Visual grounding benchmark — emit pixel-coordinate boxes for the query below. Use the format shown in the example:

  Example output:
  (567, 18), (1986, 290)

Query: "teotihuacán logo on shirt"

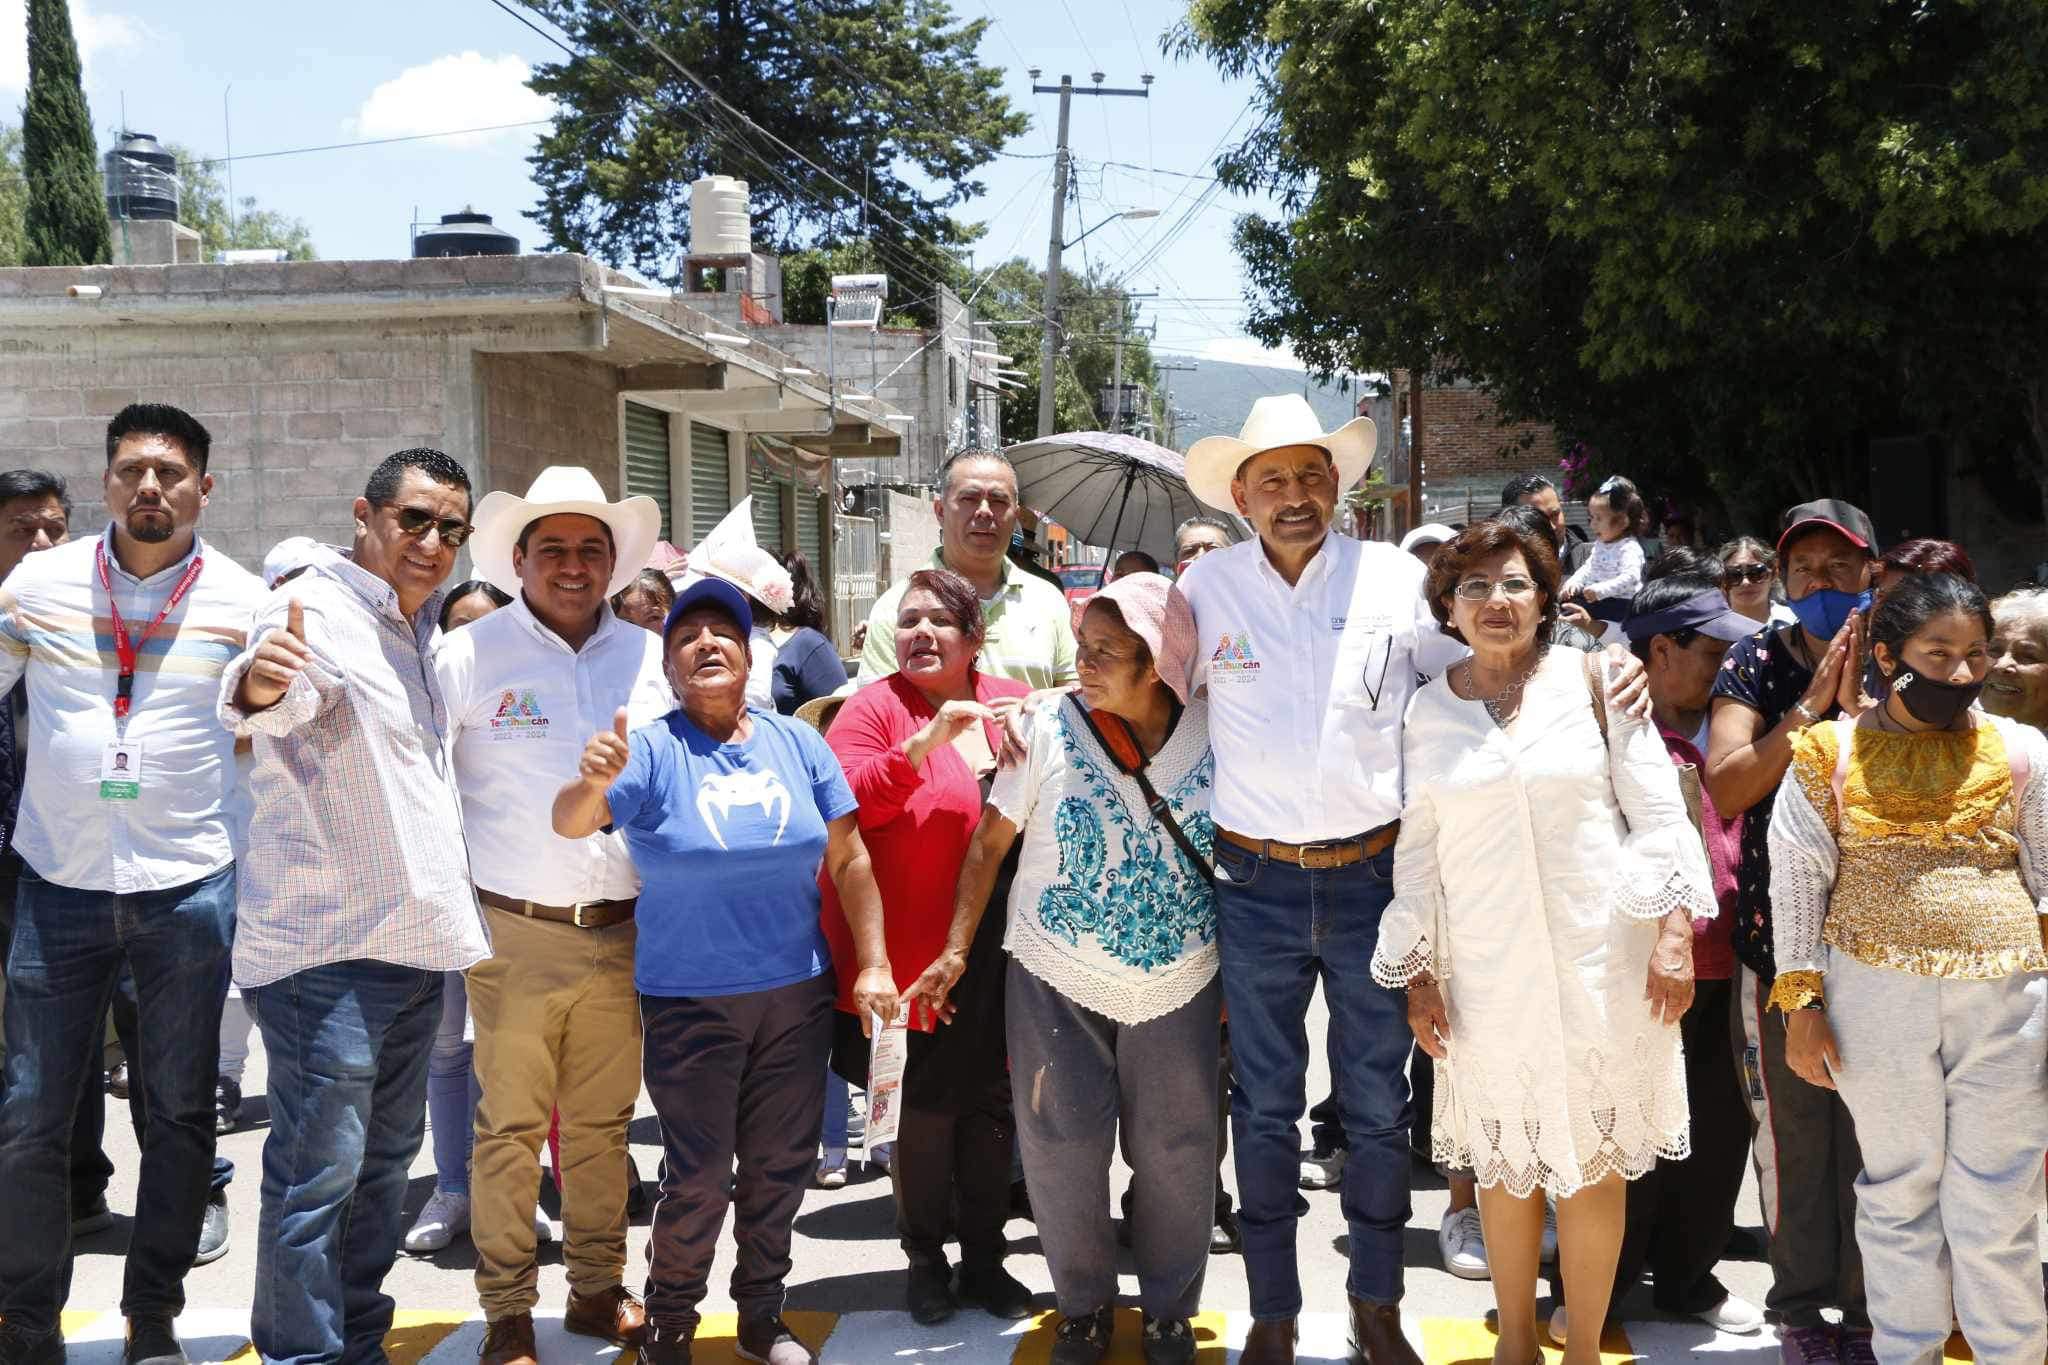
(696, 768), (791, 849)
(487, 688), (550, 736)
(1209, 632), (1261, 677)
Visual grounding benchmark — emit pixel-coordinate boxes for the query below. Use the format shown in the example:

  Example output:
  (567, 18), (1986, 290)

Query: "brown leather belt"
(477, 887), (636, 929)
(1217, 822), (1400, 870)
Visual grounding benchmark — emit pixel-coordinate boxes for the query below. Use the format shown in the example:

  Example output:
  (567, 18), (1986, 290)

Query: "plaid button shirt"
(221, 546), (488, 988)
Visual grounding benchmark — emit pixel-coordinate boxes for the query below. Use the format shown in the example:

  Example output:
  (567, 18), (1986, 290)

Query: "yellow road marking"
(1421, 1315), (1636, 1364)
(60, 1311), (105, 1338)
(383, 1309), (472, 1365)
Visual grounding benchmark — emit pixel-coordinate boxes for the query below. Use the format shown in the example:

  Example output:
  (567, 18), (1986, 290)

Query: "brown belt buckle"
(1295, 841), (1349, 871)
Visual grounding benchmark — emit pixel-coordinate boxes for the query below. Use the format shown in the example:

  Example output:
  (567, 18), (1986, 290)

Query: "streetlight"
(1038, 208), (1159, 436)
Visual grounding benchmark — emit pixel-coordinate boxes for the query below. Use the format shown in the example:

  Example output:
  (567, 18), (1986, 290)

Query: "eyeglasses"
(379, 502), (472, 548)
(1724, 564), (1772, 585)
(1452, 576), (1539, 601)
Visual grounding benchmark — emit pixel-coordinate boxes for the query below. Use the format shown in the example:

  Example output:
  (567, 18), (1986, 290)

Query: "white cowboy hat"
(469, 466), (662, 599)
(1183, 394), (1377, 513)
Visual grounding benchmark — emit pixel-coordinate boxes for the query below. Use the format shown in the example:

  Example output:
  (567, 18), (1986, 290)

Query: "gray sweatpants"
(1826, 953), (2048, 1365)
(1007, 961), (1222, 1320)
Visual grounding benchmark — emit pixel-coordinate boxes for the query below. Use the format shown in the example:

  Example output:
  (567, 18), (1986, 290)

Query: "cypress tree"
(21, 0), (110, 266)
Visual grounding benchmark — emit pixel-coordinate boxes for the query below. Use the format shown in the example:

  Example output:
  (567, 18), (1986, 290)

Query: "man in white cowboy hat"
(1176, 395), (1463, 1365)
(433, 465), (673, 1365)
(857, 447), (1077, 689)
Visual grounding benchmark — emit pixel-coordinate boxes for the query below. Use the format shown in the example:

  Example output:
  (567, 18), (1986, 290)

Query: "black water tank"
(413, 210), (519, 258)
(104, 132), (180, 222)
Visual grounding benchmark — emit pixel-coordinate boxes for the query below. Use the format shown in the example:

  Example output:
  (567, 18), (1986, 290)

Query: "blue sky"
(11, 0), (1301, 369)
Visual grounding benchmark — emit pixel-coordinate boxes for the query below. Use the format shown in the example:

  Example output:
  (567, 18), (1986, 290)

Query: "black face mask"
(1890, 668), (1983, 728)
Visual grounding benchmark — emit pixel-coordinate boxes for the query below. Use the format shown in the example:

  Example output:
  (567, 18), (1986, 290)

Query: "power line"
(485, 0), (578, 56)
(186, 120), (554, 168)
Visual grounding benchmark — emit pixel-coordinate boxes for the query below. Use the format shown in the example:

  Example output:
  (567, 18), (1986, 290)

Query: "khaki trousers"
(465, 903), (641, 1319)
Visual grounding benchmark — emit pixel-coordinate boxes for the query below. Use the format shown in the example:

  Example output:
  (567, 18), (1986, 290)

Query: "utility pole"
(1033, 70), (1152, 437)
(1104, 293), (1156, 432)
(1155, 360), (1197, 449)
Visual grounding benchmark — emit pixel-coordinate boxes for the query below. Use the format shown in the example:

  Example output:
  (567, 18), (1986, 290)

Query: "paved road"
(59, 989), (2029, 1362)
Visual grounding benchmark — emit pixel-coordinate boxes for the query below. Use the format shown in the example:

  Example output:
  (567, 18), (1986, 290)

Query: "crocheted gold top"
(1767, 720), (2048, 1013)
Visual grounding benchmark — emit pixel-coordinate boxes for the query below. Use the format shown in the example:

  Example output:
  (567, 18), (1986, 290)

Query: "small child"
(1564, 475), (1648, 623)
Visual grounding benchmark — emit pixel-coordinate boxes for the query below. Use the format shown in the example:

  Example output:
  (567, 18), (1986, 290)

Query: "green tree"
(0, 124), (28, 266)
(1181, 1), (2048, 526)
(167, 147), (316, 260)
(969, 258), (1161, 440)
(21, 0), (110, 266)
(524, 0), (1026, 325)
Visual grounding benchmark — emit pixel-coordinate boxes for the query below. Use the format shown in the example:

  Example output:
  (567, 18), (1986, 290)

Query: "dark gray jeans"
(1008, 961), (1222, 1320)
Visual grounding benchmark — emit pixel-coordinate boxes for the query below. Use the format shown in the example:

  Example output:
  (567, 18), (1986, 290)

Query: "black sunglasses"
(1724, 564), (1772, 585)
(379, 502), (473, 548)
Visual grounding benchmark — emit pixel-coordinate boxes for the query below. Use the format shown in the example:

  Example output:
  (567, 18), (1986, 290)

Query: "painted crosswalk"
(48, 1308), (1981, 1363)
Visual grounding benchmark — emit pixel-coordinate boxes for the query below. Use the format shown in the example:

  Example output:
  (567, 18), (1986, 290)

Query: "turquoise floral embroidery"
(1028, 709), (1216, 970)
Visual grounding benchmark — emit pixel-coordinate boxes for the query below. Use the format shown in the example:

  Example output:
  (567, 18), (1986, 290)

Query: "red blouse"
(819, 670), (1030, 1030)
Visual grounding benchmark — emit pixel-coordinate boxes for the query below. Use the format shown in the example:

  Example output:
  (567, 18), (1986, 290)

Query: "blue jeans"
(248, 959), (441, 1365)
(0, 863), (236, 1333)
(1213, 844), (1411, 1318)
(821, 1065), (849, 1156)
(425, 971), (480, 1196)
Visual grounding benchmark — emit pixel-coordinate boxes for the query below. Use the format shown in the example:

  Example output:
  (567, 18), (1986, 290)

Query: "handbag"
(1064, 695), (1214, 883)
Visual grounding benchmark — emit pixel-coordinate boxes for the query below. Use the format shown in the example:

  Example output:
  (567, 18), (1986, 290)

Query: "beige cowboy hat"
(469, 466), (663, 599)
(1183, 394), (1377, 513)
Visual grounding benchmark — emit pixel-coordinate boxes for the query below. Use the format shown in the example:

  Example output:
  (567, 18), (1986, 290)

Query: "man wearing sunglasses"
(222, 447), (492, 1365)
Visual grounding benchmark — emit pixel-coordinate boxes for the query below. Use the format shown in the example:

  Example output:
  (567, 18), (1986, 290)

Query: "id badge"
(100, 740), (142, 801)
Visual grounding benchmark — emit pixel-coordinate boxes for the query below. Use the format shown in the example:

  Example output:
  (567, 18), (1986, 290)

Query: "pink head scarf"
(1074, 571), (1198, 703)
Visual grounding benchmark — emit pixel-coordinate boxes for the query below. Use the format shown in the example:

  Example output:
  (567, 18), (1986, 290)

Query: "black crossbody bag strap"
(1065, 695), (1214, 884)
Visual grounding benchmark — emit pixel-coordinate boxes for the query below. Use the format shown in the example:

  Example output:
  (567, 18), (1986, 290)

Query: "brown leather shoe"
(478, 1313), (537, 1365)
(1241, 1318), (1297, 1365)
(1346, 1298), (1422, 1365)
(564, 1284), (648, 1348)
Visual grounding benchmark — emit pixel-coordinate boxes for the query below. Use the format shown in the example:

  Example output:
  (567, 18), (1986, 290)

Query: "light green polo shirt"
(858, 549), (1079, 690)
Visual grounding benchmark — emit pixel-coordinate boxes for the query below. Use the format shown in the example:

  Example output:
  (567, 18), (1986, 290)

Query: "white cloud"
(348, 52), (554, 147)
(0, 1), (148, 97)
(1199, 336), (1306, 370)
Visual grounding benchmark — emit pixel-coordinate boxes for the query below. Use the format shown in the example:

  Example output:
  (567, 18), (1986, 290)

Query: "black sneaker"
(123, 1317), (186, 1365)
(107, 1062), (129, 1099)
(956, 1262), (1033, 1320)
(214, 1078), (242, 1136)
(1141, 1313), (1197, 1365)
(639, 1324), (692, 1365)
(194, 1188), (230, 1266)
(0, 1321), (64, 1365)
(1049, 1306), (1114, 1365)
(734, 1315), (815, 1365)
(626, 1153), (652, 1220)
(905, 1259), (957, 1325)
(70, 1193), (116, 1238)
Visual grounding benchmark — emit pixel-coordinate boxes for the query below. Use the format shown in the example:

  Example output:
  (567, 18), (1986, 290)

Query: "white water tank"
(689, 175), (751, 257)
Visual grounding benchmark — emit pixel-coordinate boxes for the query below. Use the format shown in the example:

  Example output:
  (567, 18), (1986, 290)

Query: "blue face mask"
(1787, 587), (1872, 639)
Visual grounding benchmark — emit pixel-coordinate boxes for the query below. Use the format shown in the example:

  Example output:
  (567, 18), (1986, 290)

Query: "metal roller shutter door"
(622, 403), (671, 540)
(688, 423), (731, 541)
(748, 462), (784, 552)
(795, 487), (823, 567)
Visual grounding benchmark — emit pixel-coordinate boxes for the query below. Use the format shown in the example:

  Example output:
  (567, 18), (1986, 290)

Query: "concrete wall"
(0, 318), (466, 568)
(882, 488), (940, 585)
(478, 352), (622, 500)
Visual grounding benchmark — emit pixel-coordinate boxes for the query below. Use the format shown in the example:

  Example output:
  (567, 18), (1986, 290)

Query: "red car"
(1057, 564), (1104, 606)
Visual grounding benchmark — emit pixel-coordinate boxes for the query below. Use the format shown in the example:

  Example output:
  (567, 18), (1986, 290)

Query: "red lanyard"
(96, 537), (204, 720)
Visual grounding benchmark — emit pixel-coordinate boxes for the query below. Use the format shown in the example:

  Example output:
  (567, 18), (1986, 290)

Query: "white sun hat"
(678, 496), (795, 617)
(1183, 393), (1377, 514)
(468, 466), (662, 599)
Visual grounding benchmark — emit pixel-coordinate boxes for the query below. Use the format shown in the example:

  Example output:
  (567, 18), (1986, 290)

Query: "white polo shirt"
(1179, 532), (1467, 843)
(435, 596), (672, 906)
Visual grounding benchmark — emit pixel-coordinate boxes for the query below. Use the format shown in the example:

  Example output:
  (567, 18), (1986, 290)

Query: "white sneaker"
(403, 1189), (470, 1254)
(1693, 1294), (1765, 1335)
(816, 1147), (848, 1189)
(1436, 1206), (1489, 1280)
(1298, 1146), (1346, 1190)
(1539, 1200), (1559, 1262)
(533, 1208), (555, 1245)
(1547, 1306), (1569, 1346)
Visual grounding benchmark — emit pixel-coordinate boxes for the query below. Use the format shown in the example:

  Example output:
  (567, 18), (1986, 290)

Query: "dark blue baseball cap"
(1623, 589), (1757, 647)
(663, 574), (753, 642)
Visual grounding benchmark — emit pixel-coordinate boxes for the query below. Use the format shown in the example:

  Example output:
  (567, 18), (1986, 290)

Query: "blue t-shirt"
(608, 706), (858, 997)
